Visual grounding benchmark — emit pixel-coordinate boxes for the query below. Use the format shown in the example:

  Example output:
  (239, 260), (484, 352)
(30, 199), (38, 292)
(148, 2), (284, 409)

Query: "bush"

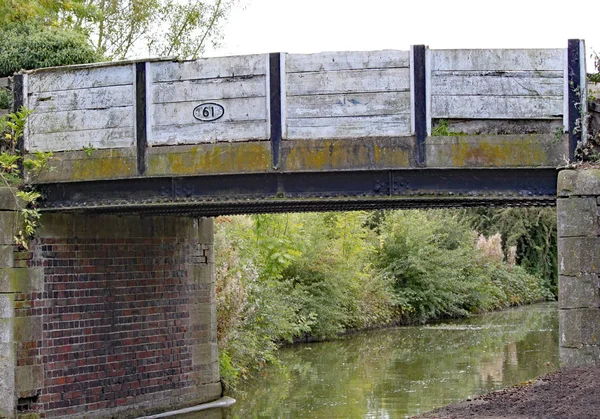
(0, 23), (102, 76)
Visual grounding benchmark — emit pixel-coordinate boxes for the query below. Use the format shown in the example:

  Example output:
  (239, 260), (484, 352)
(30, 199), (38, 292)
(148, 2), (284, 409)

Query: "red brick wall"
(12, 214), (220, 418)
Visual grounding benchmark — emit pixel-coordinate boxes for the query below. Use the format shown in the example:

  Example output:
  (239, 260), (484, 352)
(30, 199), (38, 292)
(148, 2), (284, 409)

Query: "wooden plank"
(287, 91), (411, 118)
(29, 107), (134, 135)
(286, 114), (411, 139)
(431, 49), (565, 71)
(0, 78), (8, 88)
(28, 127), (134, 152)
(151, 55), (267, 82)
(28, 85), (133, 113)
(151, 75), (266, 104)
(28, 65), (134, 93)
(431, 95), (564, 119)
(152, 97), (267, 126)
(150, 121), (268, 145)
(286, 68), (410, 96)
(431, 72), (563, 96)
(286, 50), (410, 73)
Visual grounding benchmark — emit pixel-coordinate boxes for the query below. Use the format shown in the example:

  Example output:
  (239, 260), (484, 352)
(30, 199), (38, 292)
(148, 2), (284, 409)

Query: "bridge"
(10, 41), (588, 214)
(0, 40), (597, 418)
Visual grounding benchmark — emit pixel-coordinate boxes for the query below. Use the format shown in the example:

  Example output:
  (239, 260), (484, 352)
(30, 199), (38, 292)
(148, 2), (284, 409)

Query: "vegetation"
(0, 0), (238, 62)
(215, 209), (555, 390)
(0, 22), (101, 77)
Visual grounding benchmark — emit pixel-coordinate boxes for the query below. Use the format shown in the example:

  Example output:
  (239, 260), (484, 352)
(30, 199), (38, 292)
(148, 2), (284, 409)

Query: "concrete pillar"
(557, 169), (600, 366)
(0, 205), (221, 418)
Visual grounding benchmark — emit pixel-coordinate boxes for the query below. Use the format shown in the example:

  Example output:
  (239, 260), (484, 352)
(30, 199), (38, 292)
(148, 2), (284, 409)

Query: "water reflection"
(224, 303), (558, 419)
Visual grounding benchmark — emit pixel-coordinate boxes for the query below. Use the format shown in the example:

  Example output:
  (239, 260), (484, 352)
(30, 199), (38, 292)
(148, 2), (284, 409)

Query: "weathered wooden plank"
(286, 114), (411, 139)
(28, 127), (134, 152)
(286, 68), (410, 96)
(150, 121), (268, 145)
(151, 75), (266, 104)
(151, 55), (267, 82)
(28, 85), (133, 112)
(287, 91), (411, 118)
(431, 95), (563, 119)
(29, 107), (133, 134)
(431, 72), (564, 97)
(286, 50), (410, 73)
(431, 49), (564, 71)
(152, 97), (266, 126)
(28, 65), (134, 93)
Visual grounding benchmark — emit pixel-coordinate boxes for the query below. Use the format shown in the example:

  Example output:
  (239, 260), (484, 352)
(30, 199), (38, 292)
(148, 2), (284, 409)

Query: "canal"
(223, 303), (558, 418)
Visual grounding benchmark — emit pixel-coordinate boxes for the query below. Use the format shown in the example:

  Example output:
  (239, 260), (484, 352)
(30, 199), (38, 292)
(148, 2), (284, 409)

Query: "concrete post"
(557, 169), (600, 366)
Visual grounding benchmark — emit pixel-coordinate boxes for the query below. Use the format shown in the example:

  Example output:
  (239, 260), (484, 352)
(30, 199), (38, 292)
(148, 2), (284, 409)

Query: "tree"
(75, 0), (238, 60)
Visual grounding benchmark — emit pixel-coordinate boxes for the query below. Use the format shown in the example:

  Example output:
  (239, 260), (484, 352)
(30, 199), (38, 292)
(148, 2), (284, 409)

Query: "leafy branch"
(0, 106), (53, 249)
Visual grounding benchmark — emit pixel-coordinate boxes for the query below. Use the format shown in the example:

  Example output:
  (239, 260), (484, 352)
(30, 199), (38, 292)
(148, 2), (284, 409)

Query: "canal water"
(223, 303), (558, 419)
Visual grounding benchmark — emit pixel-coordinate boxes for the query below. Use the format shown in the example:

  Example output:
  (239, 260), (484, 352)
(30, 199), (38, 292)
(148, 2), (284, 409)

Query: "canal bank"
(417, 365), (600, 419)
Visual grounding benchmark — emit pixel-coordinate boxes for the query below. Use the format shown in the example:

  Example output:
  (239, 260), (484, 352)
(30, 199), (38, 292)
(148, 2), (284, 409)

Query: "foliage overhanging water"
(224, 303), (558, 419)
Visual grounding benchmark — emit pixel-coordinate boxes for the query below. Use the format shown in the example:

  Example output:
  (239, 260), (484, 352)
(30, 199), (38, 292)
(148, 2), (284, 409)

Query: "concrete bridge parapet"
(558, 169), (600, 366)
(0, 189), (220, 418)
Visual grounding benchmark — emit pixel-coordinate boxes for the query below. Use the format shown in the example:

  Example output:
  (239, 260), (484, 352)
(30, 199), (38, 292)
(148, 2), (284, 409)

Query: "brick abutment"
(0, 194), (220, 418)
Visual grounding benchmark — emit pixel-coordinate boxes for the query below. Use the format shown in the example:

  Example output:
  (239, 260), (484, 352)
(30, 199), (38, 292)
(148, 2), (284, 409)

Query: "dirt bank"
(416, 365), (600, 419)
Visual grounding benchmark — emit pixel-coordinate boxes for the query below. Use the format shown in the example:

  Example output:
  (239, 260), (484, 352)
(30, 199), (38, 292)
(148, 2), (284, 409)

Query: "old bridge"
(0, 40), (597, 418)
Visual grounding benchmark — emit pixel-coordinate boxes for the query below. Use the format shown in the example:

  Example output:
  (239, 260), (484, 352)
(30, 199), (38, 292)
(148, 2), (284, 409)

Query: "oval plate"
(193, 103), (225, 122)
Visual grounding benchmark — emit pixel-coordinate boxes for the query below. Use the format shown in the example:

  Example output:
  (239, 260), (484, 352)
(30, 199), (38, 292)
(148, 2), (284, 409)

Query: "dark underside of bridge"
(37, 168), (558, 216)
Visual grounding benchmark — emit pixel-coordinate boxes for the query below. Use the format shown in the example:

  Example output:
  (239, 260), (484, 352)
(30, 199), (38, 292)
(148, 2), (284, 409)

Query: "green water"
(224, 303), (558, 419)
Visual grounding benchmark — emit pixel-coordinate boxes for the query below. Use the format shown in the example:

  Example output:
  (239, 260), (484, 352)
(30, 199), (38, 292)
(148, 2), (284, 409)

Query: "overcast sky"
(207, 0), (599, 71)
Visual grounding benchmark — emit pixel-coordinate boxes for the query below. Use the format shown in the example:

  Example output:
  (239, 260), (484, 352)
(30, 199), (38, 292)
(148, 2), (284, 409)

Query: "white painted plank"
(287, 91), (411, 118)
(286, 68), (410, 96)
(28, 127), (134, 152)
(286, 115), (411, 139)
(431, 72), (563, 96)
(28, 85), (133, 113)
(29, 107), (133, 135)
(150, 121), (268, 145)
(152, 97), (267, 125)
(28, 65), (134, 93)
(151, 55), (267, 82)
(151, 75), (266, 104)
(431, 49), (565, 72)
(431, 95), (564, 119)
(286, 50), (410, 73)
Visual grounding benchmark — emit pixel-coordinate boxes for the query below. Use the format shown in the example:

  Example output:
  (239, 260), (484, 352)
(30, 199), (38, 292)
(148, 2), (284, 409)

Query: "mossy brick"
(558, 237), (600, 275)
(36, 213), (75, 238)
(0, 267), (44, 293)
(13, 316), (42, 343)
(16, 413), (42, 419)
(0, 342), (16, 418)
(559, 274), (600, 309)
(559, 308), (600, 347)
(558, 168), (600, 197)
(0, 294), (14, 319)
(557, 197), (599, 237)
(15, 364), (43, 397)
(0, 211), (19, 245)
(198, 218), (214, 244)
(0, 245), (14, 268)
(191, 343), (219, 366)
(0, 188), (25, 211)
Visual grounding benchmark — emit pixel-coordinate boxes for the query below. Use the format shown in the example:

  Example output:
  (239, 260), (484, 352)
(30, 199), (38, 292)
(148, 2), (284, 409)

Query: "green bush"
(215, 210), (554, 391)
(0, 23), (102, 76)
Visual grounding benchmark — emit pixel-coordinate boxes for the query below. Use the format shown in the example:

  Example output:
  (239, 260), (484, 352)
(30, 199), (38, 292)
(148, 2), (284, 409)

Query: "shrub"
(0, 23), (101, 76)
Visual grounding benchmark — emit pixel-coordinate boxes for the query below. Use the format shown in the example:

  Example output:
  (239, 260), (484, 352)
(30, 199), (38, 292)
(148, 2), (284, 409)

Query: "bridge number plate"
(193, 103), (225, 122)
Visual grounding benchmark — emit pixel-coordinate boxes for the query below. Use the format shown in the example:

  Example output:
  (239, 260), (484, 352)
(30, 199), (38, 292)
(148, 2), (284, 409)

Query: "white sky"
(207, 0), (599, 71)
